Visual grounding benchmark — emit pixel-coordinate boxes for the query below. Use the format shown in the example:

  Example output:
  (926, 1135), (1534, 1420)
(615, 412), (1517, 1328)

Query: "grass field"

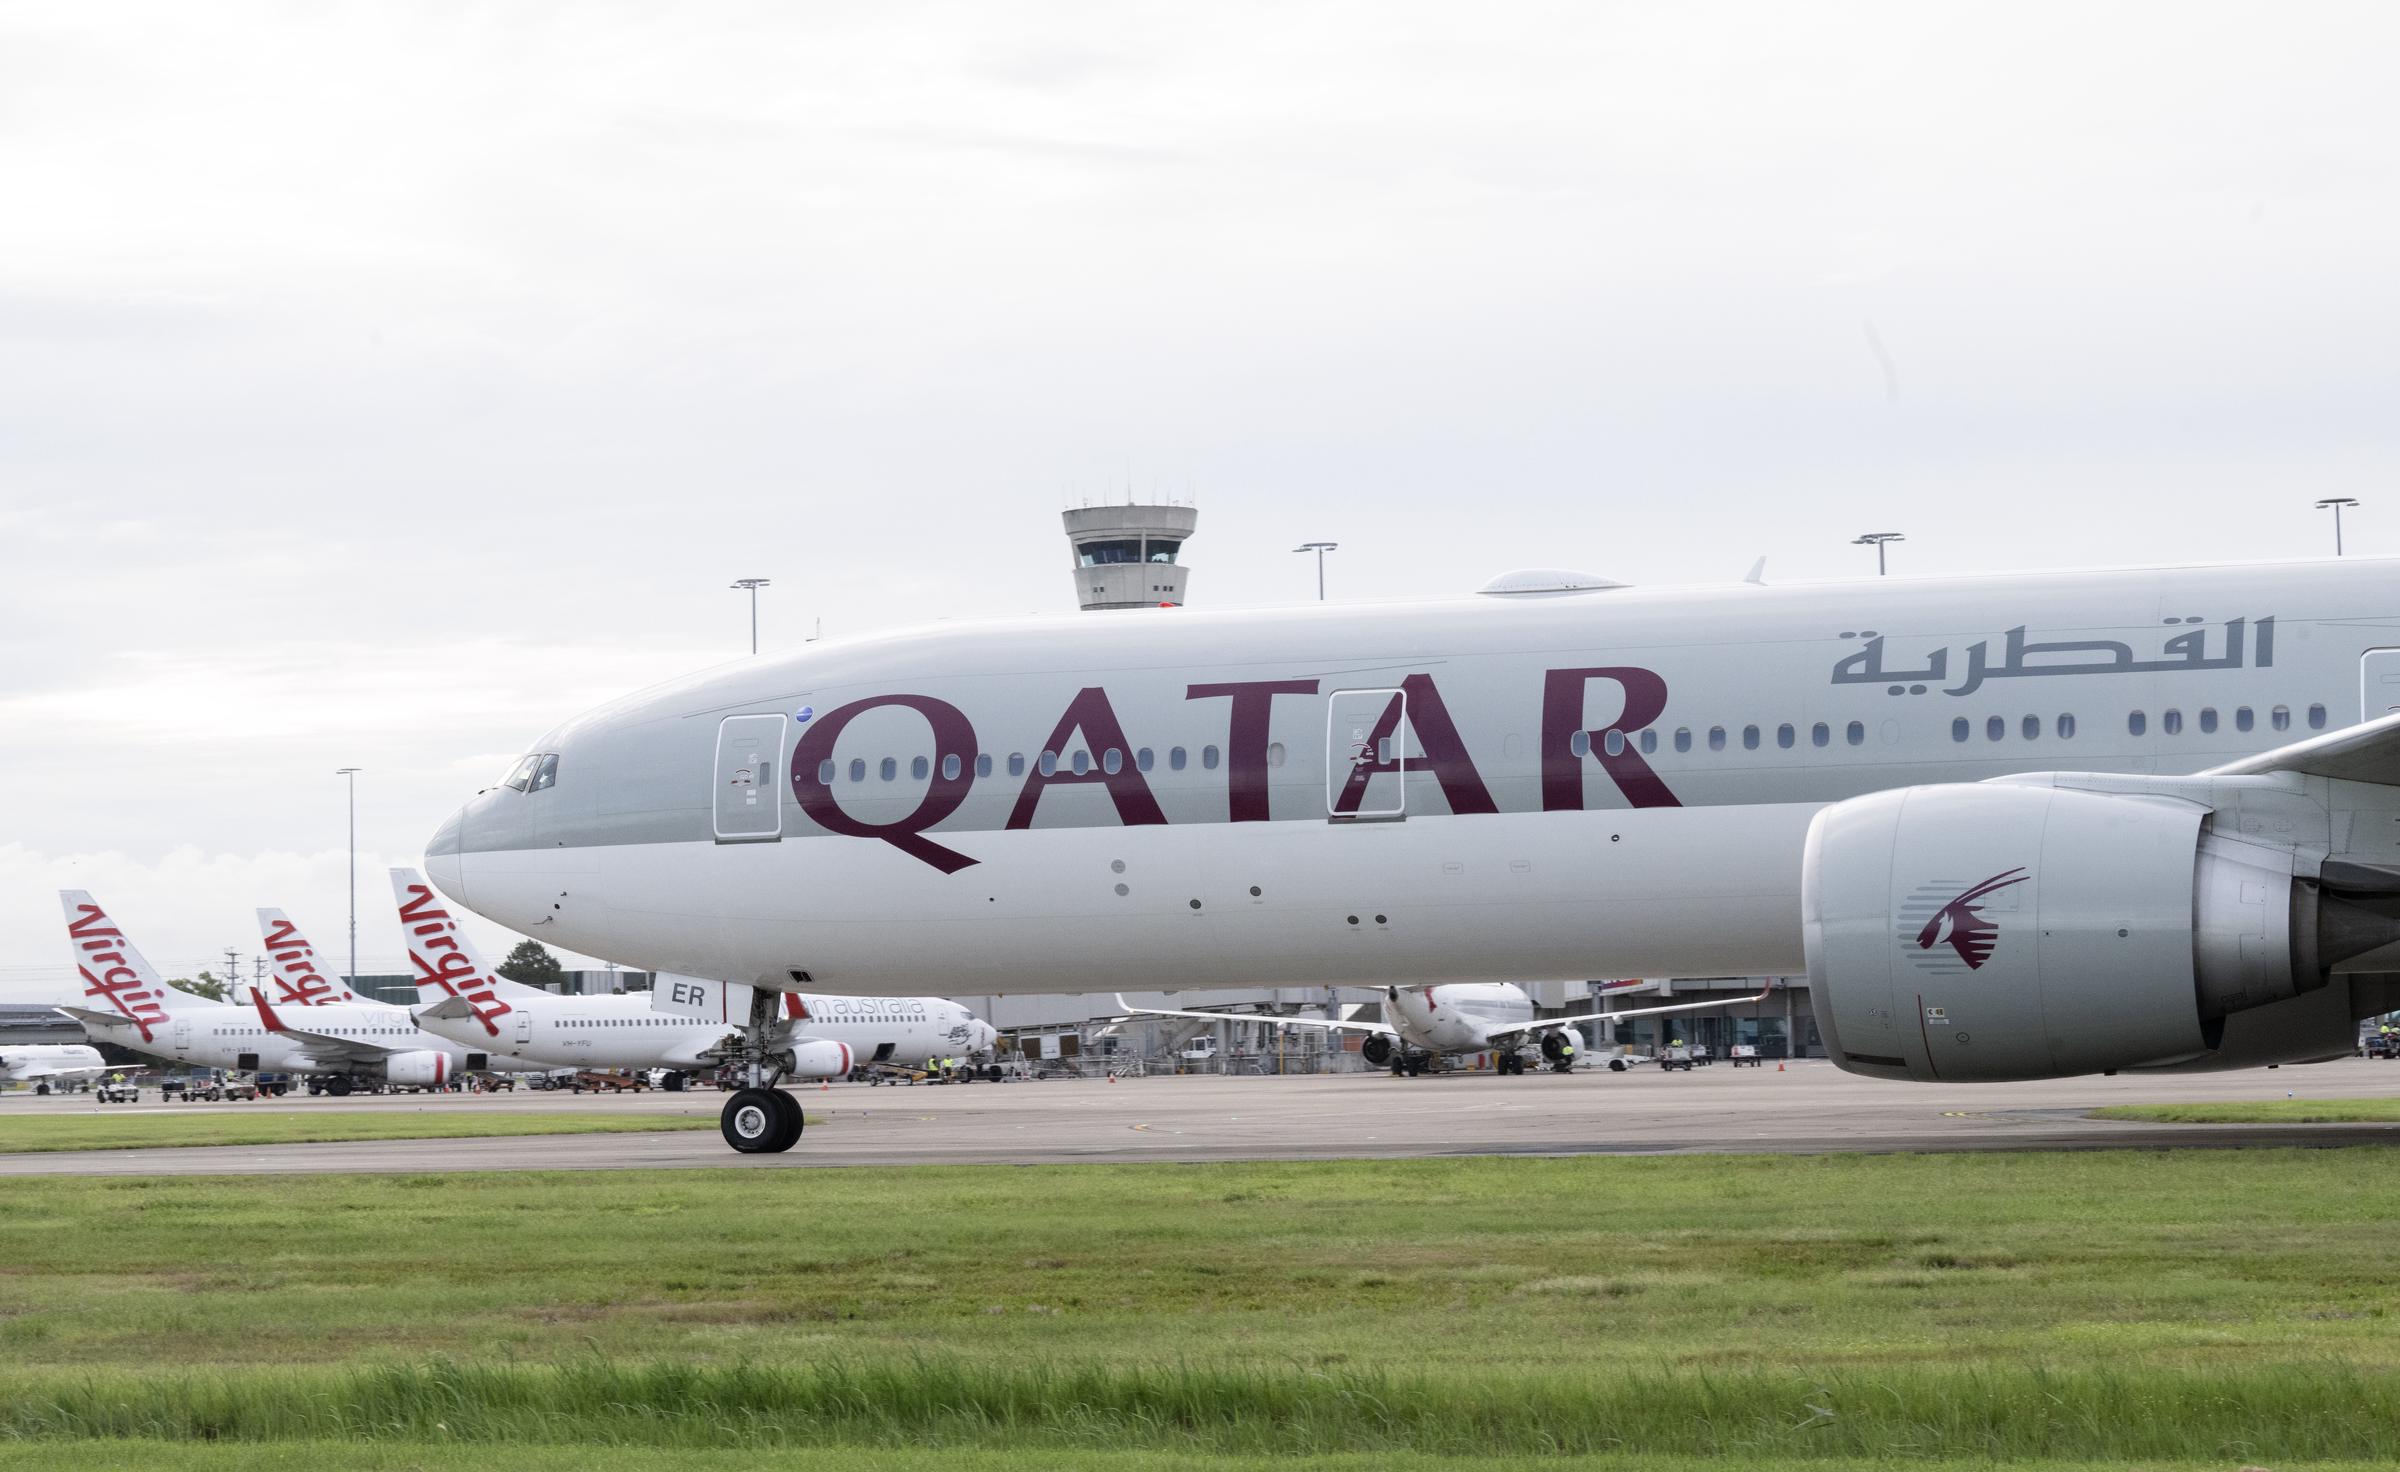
(2093, 1098), (2400, 1124)
(1, 1151), (2394, 1465)
(0, 1108), (715, 1153)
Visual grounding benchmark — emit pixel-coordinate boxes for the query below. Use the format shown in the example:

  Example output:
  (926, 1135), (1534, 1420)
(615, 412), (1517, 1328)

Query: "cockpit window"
(502, 754), (543, 792)
(530, 753), (560, 792)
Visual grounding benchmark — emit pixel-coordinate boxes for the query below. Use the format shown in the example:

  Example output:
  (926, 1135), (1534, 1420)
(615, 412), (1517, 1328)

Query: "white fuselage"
(1384, 984), (1536, 1055)
(413, 988), (990, 1072)
(428, 558), (2400, 1006)
(0, 1044), (115, 1086)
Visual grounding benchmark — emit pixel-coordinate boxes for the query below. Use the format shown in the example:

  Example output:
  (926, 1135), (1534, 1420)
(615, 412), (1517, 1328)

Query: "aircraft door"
(514, 1010), (533, 1046)
(1326, 688), (1407, 820)
(2361, 649), (2400, 721)
(170, 1016), (193, 1055)
(713, 714), (788, 843)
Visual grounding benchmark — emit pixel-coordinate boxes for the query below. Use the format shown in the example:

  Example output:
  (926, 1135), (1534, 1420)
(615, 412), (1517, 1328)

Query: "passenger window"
(1267, 742), (1287, 768)
(2309, 703), (2328, 729)
(1775, 724), (1794, 749)
(1136, 747), (1154, 772)
(2128, 711), (2147, 736)
(1845, 721), (1865, 746)
(1986, 716), (2004, 742)
(2271, 705), (2291, 732)
(2198, 708), (2218, 735)
(1202, 745), (1221, 770)
(1742, 725), (1760, 750)
(1810, 722), (1829, 748)
(1603, 729), (1625, 756)
(1638, 730), (1657, 754)
(975, 753), (993, 778)
(1674, 728), (1692, 753)
(1009, 752), (1026, 776)
(1570, 730), (1591, 757)
(1952, 718), (1969, 743)
(849, 758), (866, 783)
(2022, 715), (2040, 740)
(1707, 726), (1726, 752)
(1038, 751), (1058, 776)
(941, 753), (961, 781)
(1102, 748), (1123, 775)
(2057, 713), (2076, 739)
(879, 757), (897, 781)
(1071, 750), (1091, 776)
(2234, 707), (2253, 733)
(2163, 709), (2183, 735)
(1170, 747), (1188, 771)
(817, 760), (837, 784)
(911, 756), (930, 780)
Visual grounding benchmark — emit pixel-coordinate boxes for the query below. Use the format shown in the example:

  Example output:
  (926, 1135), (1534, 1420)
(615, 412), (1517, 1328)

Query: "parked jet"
(1118, 983), (1767, 1075)
(53, 893), (529, 1093)
(426, 556), (2400, 1150)
(388, 869), (992, 1144)
(0, 1043), (118, 1094)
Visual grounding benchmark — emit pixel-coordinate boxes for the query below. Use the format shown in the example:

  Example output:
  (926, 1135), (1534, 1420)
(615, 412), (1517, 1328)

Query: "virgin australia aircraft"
(1118, 982), (1768, 1076)
(426, 557), (2400, 1151)
(388, 870), (992, 1135)
(53, 893), (535, 1093)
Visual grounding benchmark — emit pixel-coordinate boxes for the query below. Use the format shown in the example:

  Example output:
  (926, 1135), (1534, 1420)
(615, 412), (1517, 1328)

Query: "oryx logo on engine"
(1900, 868), (2029, 974)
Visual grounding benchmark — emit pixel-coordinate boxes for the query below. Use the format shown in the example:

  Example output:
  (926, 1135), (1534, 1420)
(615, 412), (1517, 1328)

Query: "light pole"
(2316, 498), (2359, 556)
(1852, 532), (1904, 576)
(335, 767), (360, 989)
(1293, 542), (1338, 600)
(730, 578), (771, 654)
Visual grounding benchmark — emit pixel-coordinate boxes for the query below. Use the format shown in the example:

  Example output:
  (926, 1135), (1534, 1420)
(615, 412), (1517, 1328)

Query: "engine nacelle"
(786, 1038), (853, 1079)
(1538, 1031), (1572, 1062)
(1803, 782), (2372, 1082)
(1359, 1035), (1395, 1068)
(383, 1051), (452, 1087)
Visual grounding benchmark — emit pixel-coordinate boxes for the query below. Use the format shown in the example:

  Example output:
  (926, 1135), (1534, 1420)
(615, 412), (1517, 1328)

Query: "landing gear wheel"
(324, 1075), (353, 1097)
(722, 1088), (803, 1153)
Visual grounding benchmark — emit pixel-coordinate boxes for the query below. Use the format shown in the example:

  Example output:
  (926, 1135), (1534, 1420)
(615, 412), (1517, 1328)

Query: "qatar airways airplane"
(425, 557), (2400, 1152)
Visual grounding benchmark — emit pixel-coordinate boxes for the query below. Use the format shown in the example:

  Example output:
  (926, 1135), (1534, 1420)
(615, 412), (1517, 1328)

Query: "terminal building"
(1063, 501), (1196, 610)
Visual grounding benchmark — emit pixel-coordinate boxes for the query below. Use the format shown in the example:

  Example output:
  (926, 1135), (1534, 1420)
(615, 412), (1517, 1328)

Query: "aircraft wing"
(1112, 994), (1396, 1036)
(15, 1063), (112, 1082)
(1479, 983), (1777, 1046)
(251, 993), (398, 1065)
(2205, 709), (2400, 784)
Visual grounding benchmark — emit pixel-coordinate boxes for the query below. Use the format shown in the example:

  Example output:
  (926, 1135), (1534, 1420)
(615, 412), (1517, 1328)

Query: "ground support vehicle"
(96, 1079), (140, 1103)
(1729, 1045), (1763, 1068)
(1657, 1045), (1697, 1073)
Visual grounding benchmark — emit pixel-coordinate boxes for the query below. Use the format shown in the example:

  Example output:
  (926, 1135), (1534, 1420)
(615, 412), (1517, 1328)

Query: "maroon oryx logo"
(1912, 868), (2029, 971)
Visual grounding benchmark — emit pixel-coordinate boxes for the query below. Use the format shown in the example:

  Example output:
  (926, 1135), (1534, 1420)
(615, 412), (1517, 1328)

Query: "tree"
(497, 940), (564, 991)
(170, 971), (228, 1002)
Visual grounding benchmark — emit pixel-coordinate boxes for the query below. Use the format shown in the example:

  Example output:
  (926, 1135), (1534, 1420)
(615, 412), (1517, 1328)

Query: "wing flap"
(2206, 709), (2400, 784)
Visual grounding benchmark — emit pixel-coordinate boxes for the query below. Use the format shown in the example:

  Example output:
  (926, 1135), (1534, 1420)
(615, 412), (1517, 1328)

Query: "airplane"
(0, 1043), (119, 1094)
(256, 909), (361, 1004)
(51, 892), (536, 1094)
(423, 555), (2400, 1151)
(1116, 982), (1768, 1075)
(387, 869), (994, 1144)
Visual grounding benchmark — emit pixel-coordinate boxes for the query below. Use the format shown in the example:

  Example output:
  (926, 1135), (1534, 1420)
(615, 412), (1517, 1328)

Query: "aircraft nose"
(424, 803), (468, 902)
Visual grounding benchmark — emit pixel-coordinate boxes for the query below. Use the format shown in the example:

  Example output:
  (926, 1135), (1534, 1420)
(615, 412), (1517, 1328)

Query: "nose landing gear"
(717, 984), (801, 1154)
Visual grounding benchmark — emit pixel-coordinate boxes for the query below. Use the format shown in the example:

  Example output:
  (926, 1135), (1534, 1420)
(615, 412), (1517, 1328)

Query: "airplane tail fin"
(256, 908), (359, 1005)
(59, 891), (212, 1043)
(388, 867), (543, 1037)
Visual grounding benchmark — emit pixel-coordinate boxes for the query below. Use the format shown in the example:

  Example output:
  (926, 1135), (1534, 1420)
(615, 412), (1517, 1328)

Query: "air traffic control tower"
(1063, 501), (1197, 610)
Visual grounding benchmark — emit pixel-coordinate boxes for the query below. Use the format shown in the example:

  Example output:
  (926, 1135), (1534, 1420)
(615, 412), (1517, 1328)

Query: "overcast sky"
(4, 2), (2397, 987)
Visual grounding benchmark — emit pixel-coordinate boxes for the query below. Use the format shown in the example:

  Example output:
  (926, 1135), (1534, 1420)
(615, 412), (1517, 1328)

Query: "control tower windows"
(1146, 540), (1182, 563)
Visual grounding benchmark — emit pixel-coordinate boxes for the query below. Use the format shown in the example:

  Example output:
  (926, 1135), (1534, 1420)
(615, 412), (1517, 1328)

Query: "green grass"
(1, 1152), (2395, 1463)
(0, 1108), (714, 1153)
(2093, 1098), (2400, 1124)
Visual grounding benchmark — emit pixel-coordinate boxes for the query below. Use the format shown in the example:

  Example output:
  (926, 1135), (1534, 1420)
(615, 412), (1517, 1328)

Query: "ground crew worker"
(924, 1054), (939, 1084)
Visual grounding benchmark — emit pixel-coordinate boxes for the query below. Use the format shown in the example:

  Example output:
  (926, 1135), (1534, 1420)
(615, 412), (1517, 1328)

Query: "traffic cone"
(1776, 1063), (1785, 1072)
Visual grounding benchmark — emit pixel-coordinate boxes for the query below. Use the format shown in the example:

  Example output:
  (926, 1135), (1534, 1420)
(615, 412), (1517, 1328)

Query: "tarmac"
(1, 1056), (2395, 1174)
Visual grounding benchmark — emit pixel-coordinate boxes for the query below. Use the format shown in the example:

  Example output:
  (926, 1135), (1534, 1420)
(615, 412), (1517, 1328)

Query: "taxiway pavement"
(1, 1057), (2394, 1174)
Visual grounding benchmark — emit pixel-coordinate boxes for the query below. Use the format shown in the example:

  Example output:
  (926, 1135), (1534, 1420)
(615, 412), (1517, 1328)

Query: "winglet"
(251, 987), (292, 1035)
(1743, 556), (1767, 585)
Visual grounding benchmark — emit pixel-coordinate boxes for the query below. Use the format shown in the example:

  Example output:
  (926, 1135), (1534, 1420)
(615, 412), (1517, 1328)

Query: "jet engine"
(1538, 1031), (1572, 1062)
(383, 1051), (453, 1087)
(786, 1039), (854, 1080)
(1359, 1035), (1395, 1068)
(1804, 782), (2400, 1082)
